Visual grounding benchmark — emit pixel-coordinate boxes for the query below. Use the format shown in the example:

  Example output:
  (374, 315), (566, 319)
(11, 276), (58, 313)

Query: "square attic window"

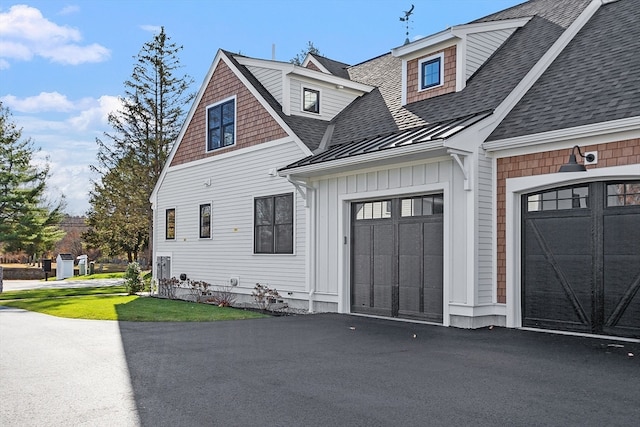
(303, 88), (320, 114)
(419, 53), (443, 90)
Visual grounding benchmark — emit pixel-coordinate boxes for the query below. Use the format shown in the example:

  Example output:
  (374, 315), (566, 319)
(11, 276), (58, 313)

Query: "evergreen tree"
(86, 27), (194, 264)
(0, 102), (65, 259)
(290, 41), (322, 65)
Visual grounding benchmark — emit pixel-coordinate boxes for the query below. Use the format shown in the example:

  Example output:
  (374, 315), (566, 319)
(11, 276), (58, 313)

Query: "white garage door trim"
(504, 163), (640, 329)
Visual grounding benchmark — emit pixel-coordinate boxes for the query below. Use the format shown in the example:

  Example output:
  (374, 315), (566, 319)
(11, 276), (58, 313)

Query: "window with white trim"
(419, 53), (444, 90)
(207, 98), (235, 151)
(166, 208), (175, 240)
(199, 203), (211, 238)
(254, 193), (294, 254)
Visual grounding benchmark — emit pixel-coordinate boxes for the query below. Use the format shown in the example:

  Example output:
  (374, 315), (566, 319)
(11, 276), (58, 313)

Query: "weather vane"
(399, 4), (415, 45)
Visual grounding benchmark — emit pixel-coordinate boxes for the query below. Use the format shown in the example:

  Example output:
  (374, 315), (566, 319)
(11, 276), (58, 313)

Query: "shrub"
(124, 262), (144, 295)
(206, 283), (237, 307)
(252, 283), (280, 311)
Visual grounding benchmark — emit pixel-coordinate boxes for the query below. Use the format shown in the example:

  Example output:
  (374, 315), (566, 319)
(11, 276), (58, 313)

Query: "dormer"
(236, 56), (373, 121)
(392, 17), (531, 106)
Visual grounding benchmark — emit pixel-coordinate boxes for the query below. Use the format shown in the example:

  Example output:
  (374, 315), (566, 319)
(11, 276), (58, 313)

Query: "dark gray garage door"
(351, 195), (443, 322)
(522, 181), (640, 338)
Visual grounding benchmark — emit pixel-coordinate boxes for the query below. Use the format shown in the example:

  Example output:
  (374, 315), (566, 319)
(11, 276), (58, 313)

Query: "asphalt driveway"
(1, 307), (639, 426)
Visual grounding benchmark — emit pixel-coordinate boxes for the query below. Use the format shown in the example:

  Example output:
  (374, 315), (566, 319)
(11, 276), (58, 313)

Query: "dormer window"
(303, 88), (320, 114)
(419, 53), (444, 90)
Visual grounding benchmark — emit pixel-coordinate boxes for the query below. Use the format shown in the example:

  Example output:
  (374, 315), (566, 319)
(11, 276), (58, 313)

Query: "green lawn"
(63, 272), (126, 280)
(0, 287), (268, 321)
(0, 286), (128, 300)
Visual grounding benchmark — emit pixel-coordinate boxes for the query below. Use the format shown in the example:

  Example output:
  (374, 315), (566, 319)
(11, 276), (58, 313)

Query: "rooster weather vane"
(400, 4), (415, 45)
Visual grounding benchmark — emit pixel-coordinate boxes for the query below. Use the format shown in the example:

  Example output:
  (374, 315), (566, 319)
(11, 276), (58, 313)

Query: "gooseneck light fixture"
(558, 145), (594, 172)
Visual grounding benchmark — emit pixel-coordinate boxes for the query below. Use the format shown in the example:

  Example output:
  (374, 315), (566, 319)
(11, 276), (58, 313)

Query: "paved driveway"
(1, 307), (639, 426)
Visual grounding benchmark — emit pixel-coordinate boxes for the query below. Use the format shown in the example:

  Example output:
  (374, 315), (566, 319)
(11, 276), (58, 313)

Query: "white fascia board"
(391, 16), (531, 59)
(392, 28), (457, 57)
(279, 140), (445, 177)
(450, 17), (532, 37)
(151, 49), (226, 203)
(288, 66), (374, 93)
(483, 116), (640, 153)
(237, 55), (373, 93)
(235, 56), (295, 73)
(302, 56), (331, 74)
(474, 0), (604, 143)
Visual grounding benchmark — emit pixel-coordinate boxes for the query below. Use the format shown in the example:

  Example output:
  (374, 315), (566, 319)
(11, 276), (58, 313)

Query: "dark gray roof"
(310, 54), (351, 80)
(282, 111), (492, 171)
(488, 0), (640, 141)
(58, 253), (74, 260)
(327, 0), (591, 149)
(224, 51), (328, 151)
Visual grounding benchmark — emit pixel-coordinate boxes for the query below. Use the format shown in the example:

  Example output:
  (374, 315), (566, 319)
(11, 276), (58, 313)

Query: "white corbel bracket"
(447, 149), (472, 191)
(286, 175), (314, 207)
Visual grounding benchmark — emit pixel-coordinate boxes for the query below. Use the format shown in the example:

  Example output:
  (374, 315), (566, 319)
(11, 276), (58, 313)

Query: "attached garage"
(522, 181), (640, 338)
(351, 194), (444, 322)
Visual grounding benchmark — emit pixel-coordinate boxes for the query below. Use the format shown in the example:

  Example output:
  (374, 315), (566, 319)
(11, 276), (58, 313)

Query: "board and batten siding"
(311, 158), (468, 303)
(475, 151), (494, 305)
(154, 140), (307, 292)
(466, 29), (516, 79)
(246, 65), (283, 104)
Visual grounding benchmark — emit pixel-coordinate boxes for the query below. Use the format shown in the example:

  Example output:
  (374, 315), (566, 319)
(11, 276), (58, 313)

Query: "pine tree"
(86, 27), (194, 264)
(0, 102), (65, 259)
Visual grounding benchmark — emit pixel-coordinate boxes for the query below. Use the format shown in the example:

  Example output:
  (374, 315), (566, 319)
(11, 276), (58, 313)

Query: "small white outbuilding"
(56, 253), (74, 280)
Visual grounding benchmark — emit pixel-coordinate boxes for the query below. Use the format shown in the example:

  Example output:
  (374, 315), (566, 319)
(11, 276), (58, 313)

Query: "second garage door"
(351, 195), (444, 322)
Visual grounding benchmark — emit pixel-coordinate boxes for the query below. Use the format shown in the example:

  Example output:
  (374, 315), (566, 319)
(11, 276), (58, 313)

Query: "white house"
(151, 0), (639, 339)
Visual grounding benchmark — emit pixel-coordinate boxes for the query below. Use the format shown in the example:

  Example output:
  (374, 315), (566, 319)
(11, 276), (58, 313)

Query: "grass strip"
(0, 294), (268, 322)
(62, 272), (126, 281)
(0, 286), (128, 300)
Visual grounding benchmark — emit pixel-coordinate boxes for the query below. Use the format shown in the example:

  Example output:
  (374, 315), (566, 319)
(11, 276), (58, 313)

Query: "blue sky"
(0, 0), (522, 215)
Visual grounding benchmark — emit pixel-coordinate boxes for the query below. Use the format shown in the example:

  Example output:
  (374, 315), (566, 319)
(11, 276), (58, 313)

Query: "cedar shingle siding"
(171, 60), (287, 166)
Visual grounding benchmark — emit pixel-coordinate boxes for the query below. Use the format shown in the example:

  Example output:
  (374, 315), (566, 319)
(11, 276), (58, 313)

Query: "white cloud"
(58, 5), (80, 16)
(140, 24), (162, 33)
(0, 5), (110, 67)
(2, 92), (75, 113)
(68, 95), (121, 131)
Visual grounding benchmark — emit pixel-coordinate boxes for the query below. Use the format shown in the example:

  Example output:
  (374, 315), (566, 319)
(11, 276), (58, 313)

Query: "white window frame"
(199, 202), (213, 239)
(205, 95), (237, 152)
(165, 207), (177, 240)
(418, 52), (445, 91)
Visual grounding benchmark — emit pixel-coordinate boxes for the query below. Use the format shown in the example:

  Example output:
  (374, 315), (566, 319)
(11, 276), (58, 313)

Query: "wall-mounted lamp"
(558, 145), (595, 172)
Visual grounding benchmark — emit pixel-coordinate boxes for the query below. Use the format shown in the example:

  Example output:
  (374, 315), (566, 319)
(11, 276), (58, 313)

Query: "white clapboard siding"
(289, 78), (362, 121)
(246, 65), (283, 104)
(476, 152), (494, 305)
(154, 140), (307, 291)
(466, 28), (517, 79)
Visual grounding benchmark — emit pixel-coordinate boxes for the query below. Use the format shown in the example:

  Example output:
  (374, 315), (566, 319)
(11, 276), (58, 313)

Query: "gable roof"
(488, 0), (640, 141)
(322, 0), (591, 149)
(307, 54), (351, 79)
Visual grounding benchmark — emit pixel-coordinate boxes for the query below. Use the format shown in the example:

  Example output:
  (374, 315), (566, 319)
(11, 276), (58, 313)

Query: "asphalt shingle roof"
(488, 0), (640, 141)
(328, 0), (592, 148)
(310, 54), (351, 80)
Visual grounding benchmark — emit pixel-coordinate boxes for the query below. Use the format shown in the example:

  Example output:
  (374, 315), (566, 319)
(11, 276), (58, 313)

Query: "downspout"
(286, 175), (317, 312)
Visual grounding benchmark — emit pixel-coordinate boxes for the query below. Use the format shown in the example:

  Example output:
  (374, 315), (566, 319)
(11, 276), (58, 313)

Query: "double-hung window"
(254, 193), (294, 254)
(207, 97), (235, 151)
(419, 53), (443, 90)
(199, 203), (211, 238)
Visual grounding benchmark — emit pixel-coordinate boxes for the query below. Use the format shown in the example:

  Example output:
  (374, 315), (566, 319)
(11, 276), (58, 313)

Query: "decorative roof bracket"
(286, 175), (314, 207)
(447, 149), (472, 191)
